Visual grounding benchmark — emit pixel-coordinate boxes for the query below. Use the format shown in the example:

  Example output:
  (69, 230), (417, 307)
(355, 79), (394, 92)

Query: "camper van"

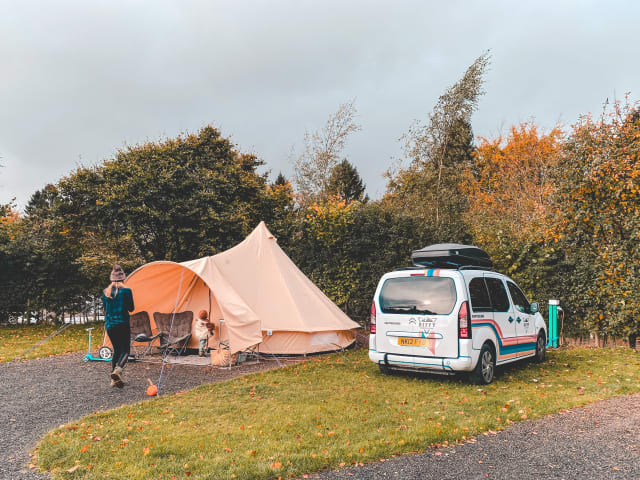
(368, 244), (547, 384)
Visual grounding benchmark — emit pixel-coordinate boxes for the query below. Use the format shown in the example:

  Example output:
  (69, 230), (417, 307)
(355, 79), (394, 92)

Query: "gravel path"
(313, 393), (640, 480)
(0, 353), (288, 480)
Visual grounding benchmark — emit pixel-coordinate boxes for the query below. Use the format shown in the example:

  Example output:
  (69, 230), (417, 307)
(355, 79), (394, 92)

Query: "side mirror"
(530, 302), (539, 314)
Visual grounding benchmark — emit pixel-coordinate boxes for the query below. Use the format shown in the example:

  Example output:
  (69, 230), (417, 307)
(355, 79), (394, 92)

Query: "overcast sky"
(1, 0), (638, 209)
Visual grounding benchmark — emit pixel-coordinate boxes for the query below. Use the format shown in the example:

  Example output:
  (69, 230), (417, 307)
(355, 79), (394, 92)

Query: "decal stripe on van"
(471, 319), (537, 359)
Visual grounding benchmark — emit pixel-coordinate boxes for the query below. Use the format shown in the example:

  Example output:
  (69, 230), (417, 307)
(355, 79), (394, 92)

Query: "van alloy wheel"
(471, 343), (495, 385)
(481, 350), (494, 383)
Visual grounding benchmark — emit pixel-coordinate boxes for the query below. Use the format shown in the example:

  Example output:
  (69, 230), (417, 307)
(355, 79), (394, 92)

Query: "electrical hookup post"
(547, 299), (561, 348)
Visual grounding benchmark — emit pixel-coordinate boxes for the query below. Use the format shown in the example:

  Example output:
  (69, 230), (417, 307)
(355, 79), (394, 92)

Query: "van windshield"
(379, 277), (456, 315)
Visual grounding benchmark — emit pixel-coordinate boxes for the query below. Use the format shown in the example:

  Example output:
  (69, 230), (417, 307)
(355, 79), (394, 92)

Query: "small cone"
(146, 378), (158, 396)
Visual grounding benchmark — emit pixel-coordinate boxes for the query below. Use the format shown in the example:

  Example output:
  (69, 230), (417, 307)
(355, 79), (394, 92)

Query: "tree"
(460, 122), (565, 320)
(386, 52), (490, 242)
(293, 101), (361, 205)
(9, 125), (276, 318)
(464, 122), (563, 246)
(326, 159), (367, 203)
(273, 172), (288, 186)
(286, 198), (431, 322)
(557, 100), (640, 337)
(59, 125), (271, 263)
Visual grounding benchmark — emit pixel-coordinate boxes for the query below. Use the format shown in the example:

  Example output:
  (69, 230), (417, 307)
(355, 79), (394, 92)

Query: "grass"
(36, 347), (640, 479)
(0, 323), (99, 363)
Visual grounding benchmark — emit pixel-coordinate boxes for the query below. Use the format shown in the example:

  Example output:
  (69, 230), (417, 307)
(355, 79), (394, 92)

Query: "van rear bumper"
(369, 349), (474, 373)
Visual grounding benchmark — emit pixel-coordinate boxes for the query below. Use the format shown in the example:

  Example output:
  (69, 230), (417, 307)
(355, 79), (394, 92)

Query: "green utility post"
(548, 299), (560, 348)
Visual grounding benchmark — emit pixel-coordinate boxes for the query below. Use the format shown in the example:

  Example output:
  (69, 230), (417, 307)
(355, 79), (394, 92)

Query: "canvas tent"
(106, 222), (359, 359)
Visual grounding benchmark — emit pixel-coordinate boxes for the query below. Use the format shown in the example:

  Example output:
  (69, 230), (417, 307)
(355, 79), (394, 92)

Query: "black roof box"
(411, 243), (492, 269)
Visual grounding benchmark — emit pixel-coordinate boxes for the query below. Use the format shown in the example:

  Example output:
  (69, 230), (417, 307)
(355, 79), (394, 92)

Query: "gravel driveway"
(313, 393), (640, 480)
(0, 353), (286, 480)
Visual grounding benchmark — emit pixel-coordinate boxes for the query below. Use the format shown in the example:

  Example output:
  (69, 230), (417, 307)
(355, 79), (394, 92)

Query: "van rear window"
(379, 277), (456, 315)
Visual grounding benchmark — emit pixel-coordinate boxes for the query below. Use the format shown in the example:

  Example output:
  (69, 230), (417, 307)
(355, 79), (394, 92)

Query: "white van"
(369, 262), (547, 384)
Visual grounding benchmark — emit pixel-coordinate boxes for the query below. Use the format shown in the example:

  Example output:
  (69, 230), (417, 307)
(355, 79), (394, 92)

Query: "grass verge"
(36, 347), (640, 479)
(0, 323), (100, 363)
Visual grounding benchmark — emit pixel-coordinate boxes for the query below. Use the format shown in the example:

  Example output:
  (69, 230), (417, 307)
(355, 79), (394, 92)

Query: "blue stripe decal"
(426, 269), (434, 277)
(472, 322), (536, 356)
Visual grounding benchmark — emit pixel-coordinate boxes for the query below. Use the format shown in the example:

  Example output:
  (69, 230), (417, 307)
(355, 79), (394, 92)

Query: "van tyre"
(532, 332), (546, 364)
(471, 343), (495, 385)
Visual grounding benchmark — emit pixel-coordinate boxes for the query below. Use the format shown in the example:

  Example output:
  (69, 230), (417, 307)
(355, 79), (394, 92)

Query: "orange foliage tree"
(464, 122), (564, 247)
(462, 123), (564, 305)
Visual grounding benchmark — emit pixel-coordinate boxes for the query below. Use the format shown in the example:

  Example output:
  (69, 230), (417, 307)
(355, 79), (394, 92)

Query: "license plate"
(398, 337), (429, 346)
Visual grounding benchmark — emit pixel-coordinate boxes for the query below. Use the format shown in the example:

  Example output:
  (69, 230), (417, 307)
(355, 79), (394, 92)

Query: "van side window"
(485, 277), (511, 312)
(507, 281), (531, 314)
(468, 277), (492, 312)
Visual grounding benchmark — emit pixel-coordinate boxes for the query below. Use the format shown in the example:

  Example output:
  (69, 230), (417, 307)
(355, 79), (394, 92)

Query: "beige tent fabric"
(260, 330), (356, 355)
(198, 222), (360, 333)
(105, 222), (359, 356)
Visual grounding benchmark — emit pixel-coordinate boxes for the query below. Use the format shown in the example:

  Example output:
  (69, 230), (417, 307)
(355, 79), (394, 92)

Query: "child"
(195, 310), (212, 357)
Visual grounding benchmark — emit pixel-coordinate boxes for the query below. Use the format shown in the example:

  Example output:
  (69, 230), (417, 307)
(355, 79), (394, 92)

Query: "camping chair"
(129, 311), (161, 360)
(154, 311), (193, 356)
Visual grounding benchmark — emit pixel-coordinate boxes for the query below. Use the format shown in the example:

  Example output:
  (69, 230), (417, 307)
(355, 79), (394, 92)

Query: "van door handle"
(516, 317), (522, 323)
(508, 316), (514, 323)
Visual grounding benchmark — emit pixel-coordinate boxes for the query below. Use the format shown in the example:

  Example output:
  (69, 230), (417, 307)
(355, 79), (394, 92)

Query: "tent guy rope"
(8, 322), (72, 364)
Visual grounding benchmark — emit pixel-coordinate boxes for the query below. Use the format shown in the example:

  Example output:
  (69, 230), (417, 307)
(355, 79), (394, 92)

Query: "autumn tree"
(386, 52), (490, 242)
(293, 101), (361, 205)
(456, 122), (566, 318)
(557, 100), (640, 337)
(288, 198), (431, 321)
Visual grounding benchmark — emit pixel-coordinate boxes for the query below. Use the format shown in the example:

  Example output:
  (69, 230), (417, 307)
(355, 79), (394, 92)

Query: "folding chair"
(154, 311), (193, 356)
(129, 312), (161, 360)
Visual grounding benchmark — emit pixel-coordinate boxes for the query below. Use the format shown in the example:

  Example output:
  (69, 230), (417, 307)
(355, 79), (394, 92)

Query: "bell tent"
(113, 222), (359, 358)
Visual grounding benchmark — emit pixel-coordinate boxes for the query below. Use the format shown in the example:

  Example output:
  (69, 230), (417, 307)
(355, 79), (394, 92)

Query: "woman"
(102, 264), (135, 388)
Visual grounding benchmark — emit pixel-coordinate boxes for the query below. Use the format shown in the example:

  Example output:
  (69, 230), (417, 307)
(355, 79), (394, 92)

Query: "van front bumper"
(369, 349), (474, 374)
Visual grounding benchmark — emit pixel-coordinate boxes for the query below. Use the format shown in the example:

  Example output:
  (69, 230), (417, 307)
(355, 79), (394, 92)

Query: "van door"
(467, 276), (494, 350)
(506, 281), (537, 357)
(483, 275), (518, 362)
(376, 273), (460, 359)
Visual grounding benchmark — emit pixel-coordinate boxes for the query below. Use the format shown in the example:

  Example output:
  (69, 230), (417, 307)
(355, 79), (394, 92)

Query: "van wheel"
(532, 332), (546, 363)
(470, 344), (495, 385)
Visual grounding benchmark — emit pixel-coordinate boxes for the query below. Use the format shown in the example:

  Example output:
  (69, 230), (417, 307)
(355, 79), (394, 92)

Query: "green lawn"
(0, 323), (98, 363)
(36, 347), (640, 479)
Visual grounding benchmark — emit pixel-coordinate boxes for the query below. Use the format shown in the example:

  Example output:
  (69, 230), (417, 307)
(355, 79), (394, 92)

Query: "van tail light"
(458, 301), (471, 339)
(370, 302), (376, 334)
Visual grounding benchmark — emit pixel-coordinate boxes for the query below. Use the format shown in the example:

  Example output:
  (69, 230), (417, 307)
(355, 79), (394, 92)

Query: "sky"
(1, 0), (639, 209)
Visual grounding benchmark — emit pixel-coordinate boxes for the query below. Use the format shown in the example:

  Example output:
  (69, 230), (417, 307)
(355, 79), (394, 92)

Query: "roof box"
(411, 243), (492, 269)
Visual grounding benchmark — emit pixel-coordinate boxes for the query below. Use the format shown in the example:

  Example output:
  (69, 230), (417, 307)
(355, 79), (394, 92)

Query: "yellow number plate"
(398, 337), (429, 346)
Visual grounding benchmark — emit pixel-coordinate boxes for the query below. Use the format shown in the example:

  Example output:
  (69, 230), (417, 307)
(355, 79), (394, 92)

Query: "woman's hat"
(198, 310), (209, 320)
(110, 264), (126, 282)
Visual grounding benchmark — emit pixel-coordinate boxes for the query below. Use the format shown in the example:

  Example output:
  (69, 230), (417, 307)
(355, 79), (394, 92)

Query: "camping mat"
(165, 355), (211, 366)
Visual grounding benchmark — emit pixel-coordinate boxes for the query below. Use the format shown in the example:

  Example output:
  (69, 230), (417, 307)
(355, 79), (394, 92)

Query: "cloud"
(1, 0), (638, 207)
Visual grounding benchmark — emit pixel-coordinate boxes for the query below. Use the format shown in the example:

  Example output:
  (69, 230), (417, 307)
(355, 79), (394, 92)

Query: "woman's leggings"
(106, 323), (130, 371)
